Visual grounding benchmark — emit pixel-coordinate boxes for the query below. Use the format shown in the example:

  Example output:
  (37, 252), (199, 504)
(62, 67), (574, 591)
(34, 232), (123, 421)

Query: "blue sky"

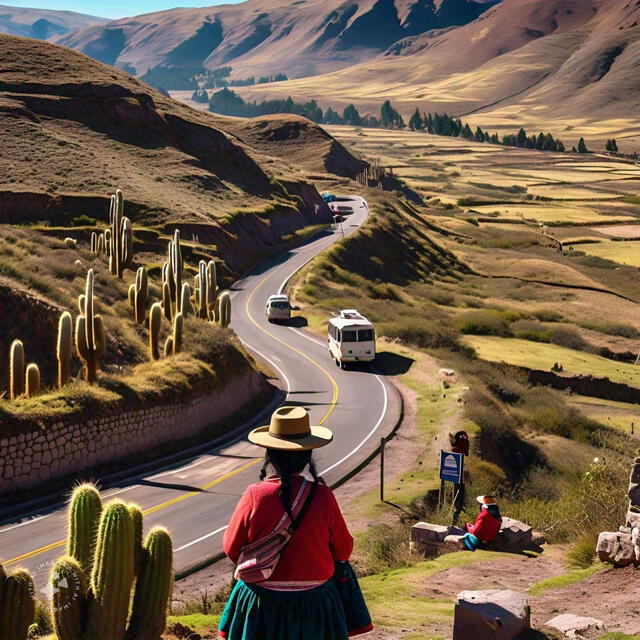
(5, 1), (241, 19)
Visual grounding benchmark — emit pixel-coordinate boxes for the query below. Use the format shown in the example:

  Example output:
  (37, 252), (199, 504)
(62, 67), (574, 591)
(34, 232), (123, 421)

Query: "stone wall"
(0, 369), (267, 499)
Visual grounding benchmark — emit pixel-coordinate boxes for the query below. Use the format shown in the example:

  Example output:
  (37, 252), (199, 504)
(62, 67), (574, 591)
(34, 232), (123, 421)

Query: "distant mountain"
(55, 0), (499, 78)
(0, 5), (106, 40)
(235, 0), (640, 147)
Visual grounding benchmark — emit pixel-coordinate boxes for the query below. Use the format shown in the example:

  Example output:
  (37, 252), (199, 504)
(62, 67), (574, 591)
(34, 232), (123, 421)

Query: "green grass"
(466, 336), (640, 387)
(167, 612), (219, 634)
(528, 563), (604, 595)
(361, 551), (502, 629)
(598, 635), (640, 640)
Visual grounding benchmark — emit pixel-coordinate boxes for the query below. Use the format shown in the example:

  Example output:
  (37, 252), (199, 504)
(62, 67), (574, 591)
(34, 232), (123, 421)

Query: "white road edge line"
(175, 525), (228, 552)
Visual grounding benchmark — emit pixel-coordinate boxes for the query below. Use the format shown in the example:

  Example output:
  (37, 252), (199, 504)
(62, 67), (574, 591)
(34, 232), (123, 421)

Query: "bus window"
(358, 329), (374, 342)
(342, 330), (357, 343)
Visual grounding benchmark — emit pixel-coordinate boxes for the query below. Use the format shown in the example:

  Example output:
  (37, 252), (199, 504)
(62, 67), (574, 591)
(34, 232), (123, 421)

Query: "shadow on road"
(138, 479), (209, 493)
(288, 316), (309, 328)
(374, 350), (415, 376)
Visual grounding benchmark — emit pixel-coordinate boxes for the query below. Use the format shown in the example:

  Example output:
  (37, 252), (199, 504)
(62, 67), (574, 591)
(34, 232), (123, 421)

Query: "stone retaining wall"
(0, 369), (266, 498)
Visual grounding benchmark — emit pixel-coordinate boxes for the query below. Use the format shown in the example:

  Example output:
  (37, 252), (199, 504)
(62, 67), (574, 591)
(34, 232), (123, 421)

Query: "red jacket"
(223, 476), (353, 583)
(466, 505), (502, 543)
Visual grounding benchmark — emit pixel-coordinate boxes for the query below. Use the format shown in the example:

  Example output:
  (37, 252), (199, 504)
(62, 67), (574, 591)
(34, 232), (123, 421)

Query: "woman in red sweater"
(219, 406), (367, 640)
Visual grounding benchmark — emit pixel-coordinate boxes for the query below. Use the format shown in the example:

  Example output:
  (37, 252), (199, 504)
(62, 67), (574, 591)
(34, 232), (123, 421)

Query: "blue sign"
(439, 450), (464, 484)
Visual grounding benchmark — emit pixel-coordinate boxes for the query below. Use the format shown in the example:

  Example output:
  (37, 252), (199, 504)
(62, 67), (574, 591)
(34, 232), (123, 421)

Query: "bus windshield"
(358, 329), (374, 342)
(339, 328), (373, 343)
(269, 301), (289, 309)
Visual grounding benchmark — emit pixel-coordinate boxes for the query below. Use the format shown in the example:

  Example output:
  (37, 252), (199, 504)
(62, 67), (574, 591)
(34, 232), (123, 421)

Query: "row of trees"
(406, 109), (595, 154)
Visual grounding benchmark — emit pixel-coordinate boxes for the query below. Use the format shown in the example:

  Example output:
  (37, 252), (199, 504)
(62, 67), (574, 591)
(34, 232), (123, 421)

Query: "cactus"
(0, 568), (35, 640)
(91, 232), (97, 254)
(51, 557), (86, 640)
(97, 233), (105, 256)
(219, 290), (232, 328)
(126, 527), (173, 640)
(10, 339), (25, 399)
(129, 267), (148, 325)
(108, 190), (134, 278)
(149, 302), (162, 361)
(161, 280), (173, 322)
(54, 485), (173, 640)
(76, 269), (107, 384)
(129, 504), (144, 577)
(25, 363), (40, 398)
(170, 230), (183, 311)
(179, 283), (193, 317)
(164, 337), (174, 358)
(104, 228), (111, 258)
(57, 311), (73, 388)
(85, 500), (135, 640)
(206, 260), (218, 319)
(164, 313), (183, 357)
(67, 483), (102, 576)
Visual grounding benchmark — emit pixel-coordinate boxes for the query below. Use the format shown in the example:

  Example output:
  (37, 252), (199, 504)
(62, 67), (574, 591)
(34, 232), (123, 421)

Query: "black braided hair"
(260, 449), (316, 521)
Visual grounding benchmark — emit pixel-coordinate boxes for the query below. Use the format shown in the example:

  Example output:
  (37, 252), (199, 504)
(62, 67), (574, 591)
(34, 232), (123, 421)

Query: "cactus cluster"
(108, 190), (134, 279)
(57, 311), (73, 388)
(49, 484), (174, 640)
(194, 260), (219, 321)
(76, 269), (106, 384)
(9, 340), (41, 399)
(128, 267), (148, 325)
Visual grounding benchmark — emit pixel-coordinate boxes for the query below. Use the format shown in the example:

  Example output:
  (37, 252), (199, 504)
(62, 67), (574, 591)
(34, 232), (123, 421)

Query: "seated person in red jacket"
(462, 495), (502, 551)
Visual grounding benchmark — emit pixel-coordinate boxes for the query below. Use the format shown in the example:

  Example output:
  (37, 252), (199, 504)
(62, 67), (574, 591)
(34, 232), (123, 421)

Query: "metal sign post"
(438, 450), (464, 510)
(380, 437), (385, 502)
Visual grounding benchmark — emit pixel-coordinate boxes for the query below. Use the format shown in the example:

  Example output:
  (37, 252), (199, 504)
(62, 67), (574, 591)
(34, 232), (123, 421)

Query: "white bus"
(328, 310), (376, 368)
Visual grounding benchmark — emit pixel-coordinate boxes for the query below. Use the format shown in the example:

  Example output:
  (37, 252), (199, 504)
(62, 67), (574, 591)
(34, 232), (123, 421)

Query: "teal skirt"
(218, 580), (348, 640)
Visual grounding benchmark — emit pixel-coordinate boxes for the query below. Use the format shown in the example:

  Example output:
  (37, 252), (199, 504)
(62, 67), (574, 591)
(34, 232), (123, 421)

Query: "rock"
(626, 508), (640, 529)
(411, 523), (449, 545)
(444, 534), (466, 552)
(544, 613), (604, 638)
(597, 531), (636, 567)
(487, 517), (534, 552)
(531, 531), (546, 546)
(453, 589), (530, 640)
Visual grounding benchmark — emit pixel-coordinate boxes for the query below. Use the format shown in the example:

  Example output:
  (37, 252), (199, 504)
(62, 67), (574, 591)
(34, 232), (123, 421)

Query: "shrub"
(465, 458), (509, 496)
(549, 326), (588, 351)
(511, 319), (551, 342)
(380, 317), (463, 351)
(533, 309), (564, 322)
(566, 531), (599, 569)
(456, 309), (513, 336)
(357, 523), (415, 575)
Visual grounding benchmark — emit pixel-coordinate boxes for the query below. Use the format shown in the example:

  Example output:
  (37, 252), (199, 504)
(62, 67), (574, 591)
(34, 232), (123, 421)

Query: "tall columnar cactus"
(76, 269), (107, 384)
(9, 339), (25, 399)
(219, 290), (232, 328)
(57, 311), (73, 388)
(104, 228), (112, 258)
(161, 280), (173, 322)
(91, 232), (98, 254)
(164, 312), (183, 357)
(25, 363), (40, 398)
(108, 189), (134, 279)
(128, 267), (148, 325)
(67, 483), (103, 576)
(97, 233), (105, 256)
(170, 230), (183, 311)
(206, 260), (218, 319)
(85, 500), (135, 640)
(129, 504), (144, 576)
(0, 567), (35, 640)
(126, 527), (173, 640)
(180, 283), (193, 317)
(51, 557), (87, 640)
(149, 302), (162, 361)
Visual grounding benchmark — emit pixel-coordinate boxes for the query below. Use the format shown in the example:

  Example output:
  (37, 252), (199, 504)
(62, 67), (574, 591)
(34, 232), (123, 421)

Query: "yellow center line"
(5, 252), (338, 568)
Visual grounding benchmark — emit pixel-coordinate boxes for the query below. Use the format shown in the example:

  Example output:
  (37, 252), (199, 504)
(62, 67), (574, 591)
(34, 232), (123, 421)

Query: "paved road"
(0, 196), (401, 591)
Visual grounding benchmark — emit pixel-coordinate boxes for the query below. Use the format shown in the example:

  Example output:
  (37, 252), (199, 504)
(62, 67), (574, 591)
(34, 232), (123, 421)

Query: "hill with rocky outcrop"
(54, 0), (498, 78)
(0, 4), (105, 40)
(0, 33), (365, 273)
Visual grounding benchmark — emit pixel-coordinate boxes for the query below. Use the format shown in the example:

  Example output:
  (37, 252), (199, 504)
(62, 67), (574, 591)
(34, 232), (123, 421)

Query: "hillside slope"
(54, 0), (498, 78)
(0, 33), (366, 274)
(235, 0), (640, 147)
(0, 4), (105, 40)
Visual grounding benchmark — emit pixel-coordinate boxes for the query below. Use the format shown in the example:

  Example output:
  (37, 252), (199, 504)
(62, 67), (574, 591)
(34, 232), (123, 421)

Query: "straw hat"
(476, 495), (497, 505)
(248, 406), (333, 451)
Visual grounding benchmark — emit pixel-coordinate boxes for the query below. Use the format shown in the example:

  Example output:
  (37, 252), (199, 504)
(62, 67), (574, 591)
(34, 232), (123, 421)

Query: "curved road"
(0, 197), (401, 589)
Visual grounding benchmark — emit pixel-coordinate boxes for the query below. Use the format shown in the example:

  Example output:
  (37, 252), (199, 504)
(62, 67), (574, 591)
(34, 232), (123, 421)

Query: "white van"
(266, 294), (292, 322)
(328, 310), (376, 368)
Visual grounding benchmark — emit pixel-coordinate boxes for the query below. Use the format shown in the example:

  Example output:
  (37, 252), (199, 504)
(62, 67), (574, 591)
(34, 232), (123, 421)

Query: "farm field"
(578, 239), (640, 267)
(466, 336), (640, 387)
(326, 126), (640, 392)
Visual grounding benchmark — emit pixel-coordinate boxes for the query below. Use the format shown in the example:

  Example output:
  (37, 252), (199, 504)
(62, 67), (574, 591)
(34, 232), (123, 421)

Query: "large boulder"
(488, 517), (533, 552)
(544, 613), (604, 638)
(453, 590), (530, 640)
(626, 508), (640, 529)
(596, 531), (636, 567)
(628, 457), (640, 507)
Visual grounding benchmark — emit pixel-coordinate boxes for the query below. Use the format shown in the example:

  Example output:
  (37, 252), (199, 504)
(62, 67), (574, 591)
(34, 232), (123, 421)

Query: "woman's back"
(224, 476), (353, 586)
